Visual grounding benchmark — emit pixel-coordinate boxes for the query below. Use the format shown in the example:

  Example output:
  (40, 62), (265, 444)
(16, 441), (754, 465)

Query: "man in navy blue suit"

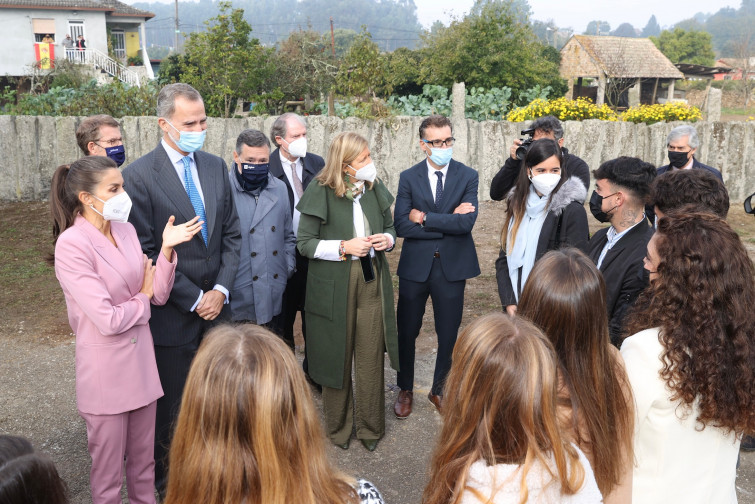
(393, 114), (480, 418)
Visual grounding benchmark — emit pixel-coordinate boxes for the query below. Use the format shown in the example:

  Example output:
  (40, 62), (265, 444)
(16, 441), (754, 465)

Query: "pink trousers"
(80, 401), (157, 504)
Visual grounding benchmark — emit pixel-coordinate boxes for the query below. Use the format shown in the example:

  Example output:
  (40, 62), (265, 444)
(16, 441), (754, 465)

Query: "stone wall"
(1, 114), (754, 204)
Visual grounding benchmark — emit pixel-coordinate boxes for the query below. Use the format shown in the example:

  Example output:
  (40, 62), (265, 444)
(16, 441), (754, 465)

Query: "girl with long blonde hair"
(164, 324), (384, 504)
(423, 313), (602, 504)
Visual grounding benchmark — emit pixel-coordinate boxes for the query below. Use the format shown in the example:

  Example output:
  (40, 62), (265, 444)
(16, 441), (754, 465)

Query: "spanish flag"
(35, 43), (55, 69)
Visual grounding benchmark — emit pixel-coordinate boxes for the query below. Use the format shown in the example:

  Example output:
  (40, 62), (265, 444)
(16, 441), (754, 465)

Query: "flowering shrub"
(621, 102), (702, 124)
(506, 97), (618, 122)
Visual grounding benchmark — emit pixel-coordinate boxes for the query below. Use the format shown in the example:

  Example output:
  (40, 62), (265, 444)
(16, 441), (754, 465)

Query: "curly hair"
(650, 169), (729, 218)
(624, 211), (755, 433)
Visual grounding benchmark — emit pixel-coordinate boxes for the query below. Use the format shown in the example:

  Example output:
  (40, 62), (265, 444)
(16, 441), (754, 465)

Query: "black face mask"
(589, 190), (617, 223)
(236, 162), (269, 192)
(667, 150), (691, 169)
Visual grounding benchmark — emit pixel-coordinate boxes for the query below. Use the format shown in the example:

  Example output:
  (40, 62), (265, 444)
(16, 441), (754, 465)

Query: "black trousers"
(396, 257), (466, 396)
(282, 250), (309, 371)
(152, 335), (202, 495)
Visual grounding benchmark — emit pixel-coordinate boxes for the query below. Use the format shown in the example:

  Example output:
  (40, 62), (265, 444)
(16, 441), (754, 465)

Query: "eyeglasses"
(96, 138), (123, 147)
(422, 137), (455, 148)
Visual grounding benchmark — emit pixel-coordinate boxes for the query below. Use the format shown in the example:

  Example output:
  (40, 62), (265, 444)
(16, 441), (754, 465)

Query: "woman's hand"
(140, 255), (155, 299)
(368, 234), (392, 252)
(161, 215), (203, 261)
(506, 304), (517, 317)
(344, 237), (372, 257)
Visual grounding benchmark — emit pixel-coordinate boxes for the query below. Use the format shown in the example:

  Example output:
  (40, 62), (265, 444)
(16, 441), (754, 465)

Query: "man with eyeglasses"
(489, 115), (589, 201)
(393, 114), (480, 418)
(657, 125), (722, 181)
(75, 114), (127, 167)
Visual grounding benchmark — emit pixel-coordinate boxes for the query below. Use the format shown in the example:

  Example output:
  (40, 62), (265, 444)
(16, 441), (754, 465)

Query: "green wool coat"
(296, 179), (399, 389)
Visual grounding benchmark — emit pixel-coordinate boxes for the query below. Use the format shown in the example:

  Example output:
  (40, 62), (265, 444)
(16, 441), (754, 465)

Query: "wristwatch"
(421, 214), (427, 227)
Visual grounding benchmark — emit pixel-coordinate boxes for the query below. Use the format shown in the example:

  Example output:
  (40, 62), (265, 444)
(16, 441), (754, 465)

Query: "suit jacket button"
(272, 250), (278, 256)
(253, 275), (258, 281)
(271, 225), (276, 231)
(273, 273), (278, 279)
(251, 252), (257, 257)
(206, 256), (211, 261)
(203, 279), (210, 286)
(250, 228), (255, 234)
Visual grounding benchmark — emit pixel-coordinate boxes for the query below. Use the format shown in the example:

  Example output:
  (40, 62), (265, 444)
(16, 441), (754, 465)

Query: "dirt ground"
(1, 199), (755, 503)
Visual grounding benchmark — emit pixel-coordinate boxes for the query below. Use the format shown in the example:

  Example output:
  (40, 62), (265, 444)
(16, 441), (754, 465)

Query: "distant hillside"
(136, 0), (423, 51)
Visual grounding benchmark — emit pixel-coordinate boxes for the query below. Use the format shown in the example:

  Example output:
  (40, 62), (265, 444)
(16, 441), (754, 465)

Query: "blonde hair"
(164, 325), (358, 504)
(317, 132), (373, 197)
(422, 313), (585, 504)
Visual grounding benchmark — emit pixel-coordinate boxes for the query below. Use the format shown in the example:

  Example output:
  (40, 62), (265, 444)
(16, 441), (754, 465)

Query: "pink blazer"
(55, 215), (175, 415)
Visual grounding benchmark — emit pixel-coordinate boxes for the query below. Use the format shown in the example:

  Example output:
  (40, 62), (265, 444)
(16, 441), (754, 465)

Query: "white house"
(0, 0), (155, 84)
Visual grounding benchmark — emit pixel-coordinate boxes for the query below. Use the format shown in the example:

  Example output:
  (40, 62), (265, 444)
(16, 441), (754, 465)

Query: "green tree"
(336, 27), (386, 98)
(269, 29), (338, 103)
(641, 15), (661, 38)
(384, 47), (423, 95)
(584, 20), (611, 36)
(331, 28), (359, 57)
(180, 2), (274, 117)
(612, 23), (637, 38)
(419, 0), (564, 98)
(650, 28), (715, 66)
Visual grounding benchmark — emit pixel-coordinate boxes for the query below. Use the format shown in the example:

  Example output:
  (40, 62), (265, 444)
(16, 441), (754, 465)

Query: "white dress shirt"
(596, 215), (645, 269)
(426, 160), (449, 201)
(279, 151), (303, 236)
(313, 190), (394, 261)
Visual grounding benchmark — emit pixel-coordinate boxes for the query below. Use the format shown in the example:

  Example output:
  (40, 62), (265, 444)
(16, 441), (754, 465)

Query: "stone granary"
(560, 35), (684, 107)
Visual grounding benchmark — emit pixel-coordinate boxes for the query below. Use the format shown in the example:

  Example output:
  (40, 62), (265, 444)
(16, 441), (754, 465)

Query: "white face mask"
(91, 191), (132, 223)
(349, 162), (377, 183)
(529, 172), (561, 197)
(284, 137), (307, 159)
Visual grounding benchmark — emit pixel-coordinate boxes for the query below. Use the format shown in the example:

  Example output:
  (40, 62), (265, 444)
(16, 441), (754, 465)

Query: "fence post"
(451, 82), (465, 121)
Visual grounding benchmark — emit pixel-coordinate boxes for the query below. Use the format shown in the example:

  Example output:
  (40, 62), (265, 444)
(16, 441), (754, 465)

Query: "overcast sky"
(414, 0), (741, 33)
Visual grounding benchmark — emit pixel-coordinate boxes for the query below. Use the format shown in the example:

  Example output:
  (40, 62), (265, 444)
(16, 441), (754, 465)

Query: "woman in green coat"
(297, 132), (398, 452)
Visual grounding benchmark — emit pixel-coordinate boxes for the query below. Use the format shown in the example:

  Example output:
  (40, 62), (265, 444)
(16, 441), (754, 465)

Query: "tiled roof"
(0, 0), (154, 18)
(567, 35), (684, 79)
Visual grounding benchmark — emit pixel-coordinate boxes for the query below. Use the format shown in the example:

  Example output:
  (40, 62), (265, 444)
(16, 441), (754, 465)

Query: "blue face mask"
(237, 162), (269, 191)
(104, 145), (126, 167)
(428, 147), (453, 167)
(166, 120), (206, 153)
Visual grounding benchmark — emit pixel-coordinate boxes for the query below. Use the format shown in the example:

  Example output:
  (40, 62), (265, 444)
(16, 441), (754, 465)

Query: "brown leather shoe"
(394, 390), (413, 419)
(428, 392), (442, 413)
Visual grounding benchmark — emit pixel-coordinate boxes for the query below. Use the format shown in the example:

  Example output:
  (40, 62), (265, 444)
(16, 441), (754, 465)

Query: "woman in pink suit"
(49, 156), (201, 504)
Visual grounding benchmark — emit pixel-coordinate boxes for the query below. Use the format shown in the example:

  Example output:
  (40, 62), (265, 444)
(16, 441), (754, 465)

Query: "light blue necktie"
(181, 156), (207, 244)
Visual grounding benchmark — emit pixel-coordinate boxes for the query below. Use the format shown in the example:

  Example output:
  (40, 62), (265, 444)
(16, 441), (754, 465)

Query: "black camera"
(515, 128), (536, 160)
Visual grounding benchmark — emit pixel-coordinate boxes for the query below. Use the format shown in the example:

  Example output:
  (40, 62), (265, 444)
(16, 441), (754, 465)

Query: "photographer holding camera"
(490, 116), (590, 201)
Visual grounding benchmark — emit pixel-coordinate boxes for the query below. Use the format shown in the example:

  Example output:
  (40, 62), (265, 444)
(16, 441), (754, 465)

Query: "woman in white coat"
(622, 210), (755, 504)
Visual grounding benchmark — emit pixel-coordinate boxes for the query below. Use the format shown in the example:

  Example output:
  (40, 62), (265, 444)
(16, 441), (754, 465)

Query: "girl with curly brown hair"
(622, 210), (755, 504)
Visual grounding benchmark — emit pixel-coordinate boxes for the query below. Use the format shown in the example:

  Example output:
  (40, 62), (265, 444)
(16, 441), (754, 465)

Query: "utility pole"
(174, 0), (179, 53)
(328, 16), (336, 117)
(330, 17), (336, 56)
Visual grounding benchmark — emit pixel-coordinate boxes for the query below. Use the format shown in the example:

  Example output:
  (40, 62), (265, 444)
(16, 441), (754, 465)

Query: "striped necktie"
(181, 156), (207, 244)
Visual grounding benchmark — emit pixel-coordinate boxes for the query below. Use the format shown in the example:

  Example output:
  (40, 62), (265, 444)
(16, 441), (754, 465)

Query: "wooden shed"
(560, 35), (684, 107)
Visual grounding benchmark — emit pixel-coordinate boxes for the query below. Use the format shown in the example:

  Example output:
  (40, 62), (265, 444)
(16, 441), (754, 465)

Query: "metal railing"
(63, 48), (140, 87)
